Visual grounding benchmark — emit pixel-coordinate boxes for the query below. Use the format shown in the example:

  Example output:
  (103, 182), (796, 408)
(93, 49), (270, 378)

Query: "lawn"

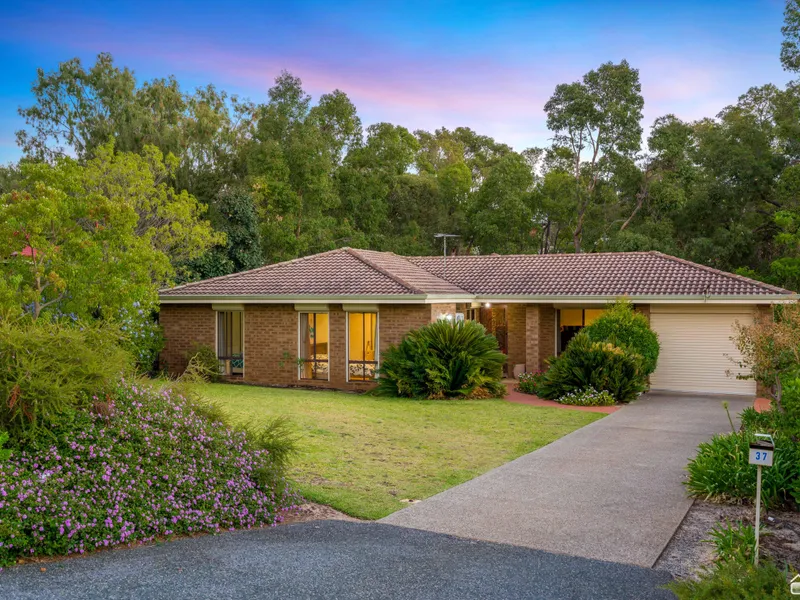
(199, 383), (604, 519)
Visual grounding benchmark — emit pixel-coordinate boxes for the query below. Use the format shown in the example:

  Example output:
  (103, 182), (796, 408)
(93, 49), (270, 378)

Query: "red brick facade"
(159, 304), (216, 374)
(161, 303), (446, 391)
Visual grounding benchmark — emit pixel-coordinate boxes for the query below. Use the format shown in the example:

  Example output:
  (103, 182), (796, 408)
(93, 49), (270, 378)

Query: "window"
(557, 308), (606, 354)
(348, 312), (378, 381)
(299, 313), (329, 380)
(217, 311), (244, 375)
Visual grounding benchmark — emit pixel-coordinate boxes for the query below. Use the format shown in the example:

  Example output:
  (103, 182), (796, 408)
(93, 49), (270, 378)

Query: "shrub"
(666, 559), (790, 600)
(0, 319), (133, 442)
(685, 431), (800, 508)
(186, 343), (221, 382)
(583, 298), (660, 376)
(517, 371), (545, 395)
(0, 382), (300, 566)
(0, 431), (10, 461)
(375, 320), (506, 399)
(536, 332), (646, 403)
(555, 387), (616, 407)
(705, 520), (758, 564)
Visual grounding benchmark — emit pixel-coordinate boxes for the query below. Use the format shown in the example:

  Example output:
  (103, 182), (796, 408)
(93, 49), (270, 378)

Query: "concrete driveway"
(0, 521), (674, 600)
(381, 393), (752, 567)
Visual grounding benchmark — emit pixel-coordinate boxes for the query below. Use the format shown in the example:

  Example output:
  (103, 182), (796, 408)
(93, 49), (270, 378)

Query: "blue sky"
(0, 0), (793, 163)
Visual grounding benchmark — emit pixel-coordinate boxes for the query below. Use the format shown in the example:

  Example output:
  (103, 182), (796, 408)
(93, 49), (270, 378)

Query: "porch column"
(525, 304), (556, 373)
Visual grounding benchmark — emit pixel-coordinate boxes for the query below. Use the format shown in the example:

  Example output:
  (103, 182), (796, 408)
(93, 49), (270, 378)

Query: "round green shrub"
(583, 299), (660, 376)
(375, 319), (507, 399)
(537, 332), (646, 403)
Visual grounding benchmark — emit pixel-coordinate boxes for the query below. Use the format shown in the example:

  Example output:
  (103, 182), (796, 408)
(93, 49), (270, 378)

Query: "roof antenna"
(434, 233), (459, 279)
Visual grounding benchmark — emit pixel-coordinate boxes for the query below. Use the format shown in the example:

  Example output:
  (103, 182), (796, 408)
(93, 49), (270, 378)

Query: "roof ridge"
(407, 251), (654, 259)
(159, 247), (349, 294)
(648, 251), (791, 294)
(345, 248), (424, 294)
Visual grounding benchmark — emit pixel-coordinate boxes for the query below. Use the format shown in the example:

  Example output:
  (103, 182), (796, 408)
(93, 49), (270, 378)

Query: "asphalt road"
(0, 521), (674, 600)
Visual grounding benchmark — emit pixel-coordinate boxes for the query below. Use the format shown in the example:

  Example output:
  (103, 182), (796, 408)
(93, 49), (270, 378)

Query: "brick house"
(159, 248), (795, 396)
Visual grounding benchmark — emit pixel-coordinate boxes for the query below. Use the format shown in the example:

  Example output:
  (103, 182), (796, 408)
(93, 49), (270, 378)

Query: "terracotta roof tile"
(407, 251), (792, 297)
(160, 249), (793, 299)
(160, 248), (469, 297)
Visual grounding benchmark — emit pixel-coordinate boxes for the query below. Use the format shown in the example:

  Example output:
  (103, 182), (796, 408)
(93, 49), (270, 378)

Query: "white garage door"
(649, 309), (756, 396)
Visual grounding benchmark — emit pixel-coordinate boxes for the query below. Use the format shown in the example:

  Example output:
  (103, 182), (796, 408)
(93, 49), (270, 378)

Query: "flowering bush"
(0, 382), (300, 566)
(555, 387), (616, 407)
(517, 371), (545, 395)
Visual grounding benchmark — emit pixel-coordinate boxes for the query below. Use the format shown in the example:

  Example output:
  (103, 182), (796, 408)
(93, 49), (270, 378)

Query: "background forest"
(3, 2), (800, 301)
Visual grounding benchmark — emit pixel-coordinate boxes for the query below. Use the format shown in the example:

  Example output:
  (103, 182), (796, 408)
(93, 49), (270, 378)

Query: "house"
(158, 248), (796, 396)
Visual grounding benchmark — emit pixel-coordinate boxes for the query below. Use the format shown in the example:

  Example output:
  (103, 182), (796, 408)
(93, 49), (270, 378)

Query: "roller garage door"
(649, 307), (756, 396)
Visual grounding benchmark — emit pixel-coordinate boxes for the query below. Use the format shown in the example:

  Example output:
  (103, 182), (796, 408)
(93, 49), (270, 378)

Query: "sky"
(0, 0), (794, 164)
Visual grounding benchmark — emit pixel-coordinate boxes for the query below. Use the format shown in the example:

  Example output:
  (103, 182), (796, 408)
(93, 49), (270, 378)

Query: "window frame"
(297, 312), (330, 381)
(346, 311), (379, 383)
(216, 310), (245, 377)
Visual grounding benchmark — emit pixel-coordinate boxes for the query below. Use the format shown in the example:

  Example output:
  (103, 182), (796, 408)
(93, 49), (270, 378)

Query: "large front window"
(348, 312), (378, 381)
(557, 308), (605, 353)
(299, 313), (329, 380)
(217, 311), (244, 375)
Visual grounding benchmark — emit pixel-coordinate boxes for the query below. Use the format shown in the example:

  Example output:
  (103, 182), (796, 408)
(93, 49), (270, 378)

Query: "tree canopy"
(6, 3), (800, 303)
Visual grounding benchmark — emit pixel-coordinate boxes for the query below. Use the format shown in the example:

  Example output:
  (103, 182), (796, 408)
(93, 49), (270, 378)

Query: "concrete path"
(382, 393), (752, 568)
(0, 521), (674, 600)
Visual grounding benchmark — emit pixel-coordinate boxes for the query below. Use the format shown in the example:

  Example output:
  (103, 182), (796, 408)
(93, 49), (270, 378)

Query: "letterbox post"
(748, 433), (774, 567)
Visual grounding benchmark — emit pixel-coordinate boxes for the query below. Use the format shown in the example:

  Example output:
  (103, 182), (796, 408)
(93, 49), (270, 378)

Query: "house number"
(748, 448), (774, 467)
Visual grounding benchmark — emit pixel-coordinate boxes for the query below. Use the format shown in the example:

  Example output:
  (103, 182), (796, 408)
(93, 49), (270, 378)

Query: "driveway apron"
(381, 393), (752, 567)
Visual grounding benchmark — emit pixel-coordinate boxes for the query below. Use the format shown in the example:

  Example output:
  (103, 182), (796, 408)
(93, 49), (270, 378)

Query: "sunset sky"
(0, 0), (792, 163)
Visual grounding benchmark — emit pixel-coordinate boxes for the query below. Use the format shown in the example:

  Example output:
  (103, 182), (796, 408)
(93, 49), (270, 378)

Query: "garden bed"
(655, 500), (800, 579)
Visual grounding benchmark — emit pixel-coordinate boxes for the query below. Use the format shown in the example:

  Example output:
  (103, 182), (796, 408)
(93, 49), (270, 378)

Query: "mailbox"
(748, 435), (774, 467)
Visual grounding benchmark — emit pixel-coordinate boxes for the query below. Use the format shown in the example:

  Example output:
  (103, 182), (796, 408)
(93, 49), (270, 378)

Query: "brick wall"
(430, 303), (456, 321)
(525, 304), (556, 373)
(241, 303), (431, 391)
(539, 305), (556, 369)
(506, 304), (526, 372)
(159, 304), (216, 376)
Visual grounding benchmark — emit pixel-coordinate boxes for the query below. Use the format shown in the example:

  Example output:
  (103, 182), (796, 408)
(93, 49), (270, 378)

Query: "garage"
(649, 306), (756, 396)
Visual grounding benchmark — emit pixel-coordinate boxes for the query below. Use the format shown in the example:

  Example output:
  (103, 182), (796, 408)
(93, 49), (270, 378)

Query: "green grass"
(200, 383), (605, 519)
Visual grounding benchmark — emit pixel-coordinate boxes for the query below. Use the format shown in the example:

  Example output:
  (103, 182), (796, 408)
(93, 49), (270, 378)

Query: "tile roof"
(160, 248), (470, 298)
(160, 248), (793, 299)
(407, 252), (792, 297)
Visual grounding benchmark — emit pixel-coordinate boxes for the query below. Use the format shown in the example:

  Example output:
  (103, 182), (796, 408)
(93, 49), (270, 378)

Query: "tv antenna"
(434, 233), (459, 279)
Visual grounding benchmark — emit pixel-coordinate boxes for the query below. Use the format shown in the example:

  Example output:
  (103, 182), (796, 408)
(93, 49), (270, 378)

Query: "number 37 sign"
(749, 436), (774, 467)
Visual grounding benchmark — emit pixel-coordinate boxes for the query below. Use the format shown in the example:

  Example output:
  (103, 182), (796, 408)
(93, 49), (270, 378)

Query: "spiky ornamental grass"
(375, 320), (507, 399)
(0, 382), (301, 566)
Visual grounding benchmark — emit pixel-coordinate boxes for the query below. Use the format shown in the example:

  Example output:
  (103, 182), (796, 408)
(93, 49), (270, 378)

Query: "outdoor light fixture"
(484, 302), (492, 308)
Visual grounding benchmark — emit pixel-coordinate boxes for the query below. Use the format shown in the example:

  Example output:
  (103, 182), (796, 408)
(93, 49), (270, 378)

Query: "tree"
(466, 153), (535, 253)
(247, 72), (361, 262)
(781, 0), (800, 72)
(0, 144), (220, 320)
(544, 60), (644, 251)
(186, 189), (263, 280)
